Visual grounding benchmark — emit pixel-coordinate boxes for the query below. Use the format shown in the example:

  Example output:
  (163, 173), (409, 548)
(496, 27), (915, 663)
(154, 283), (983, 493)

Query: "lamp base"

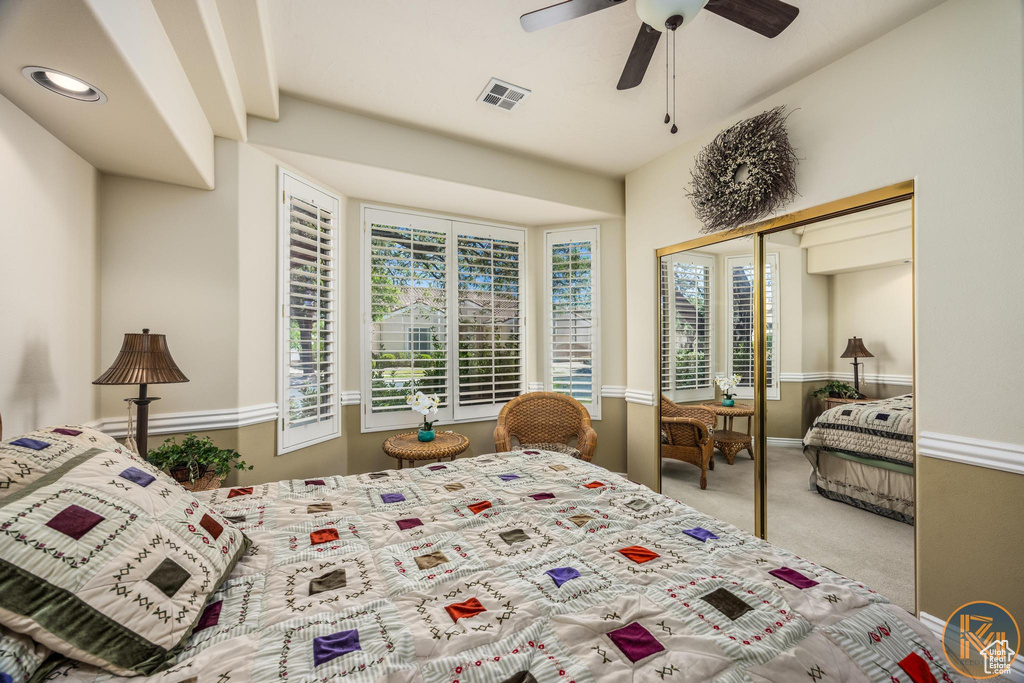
(124, 391), (160, 458)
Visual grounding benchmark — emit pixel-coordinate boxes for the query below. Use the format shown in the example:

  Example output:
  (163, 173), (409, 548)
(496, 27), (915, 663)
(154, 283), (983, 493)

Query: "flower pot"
(169, 464), (207, 483)
(721, 398), (735, 407)
(418, 429), (435, 442)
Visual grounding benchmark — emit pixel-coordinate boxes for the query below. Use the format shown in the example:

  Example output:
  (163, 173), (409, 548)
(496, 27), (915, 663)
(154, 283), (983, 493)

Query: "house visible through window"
(363, 207), (525, 430)
(278, 170), (341, 454)
(545, 226), (600, 418)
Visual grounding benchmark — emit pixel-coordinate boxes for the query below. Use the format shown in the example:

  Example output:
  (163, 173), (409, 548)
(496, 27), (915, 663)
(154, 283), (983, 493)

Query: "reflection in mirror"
(659, 238), (757, 534)
(763, 199), (914, 612)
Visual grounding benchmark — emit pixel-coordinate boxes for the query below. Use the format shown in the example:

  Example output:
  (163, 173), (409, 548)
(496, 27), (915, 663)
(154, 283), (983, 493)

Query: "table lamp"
(840, 336), (873, 397)
(93, 329), (188, 457)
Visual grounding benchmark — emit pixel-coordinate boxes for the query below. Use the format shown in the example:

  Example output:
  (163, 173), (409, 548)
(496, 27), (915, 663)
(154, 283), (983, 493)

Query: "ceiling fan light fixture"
(635, 0), (709, 31)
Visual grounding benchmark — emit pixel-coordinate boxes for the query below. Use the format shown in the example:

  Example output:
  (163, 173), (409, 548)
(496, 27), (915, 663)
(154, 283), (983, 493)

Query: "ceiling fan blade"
(520, 0), (626, 33)
(617, 23), (661, 90)
(703, 0), (799, 38)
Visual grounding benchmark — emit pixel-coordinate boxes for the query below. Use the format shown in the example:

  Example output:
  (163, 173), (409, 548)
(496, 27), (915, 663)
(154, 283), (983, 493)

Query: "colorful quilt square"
(271, 517), (366, 566)
(462, 516), (560, 566)
(504, 548), (626, 615)
(46, 504), (104, 540)
(499, 528), (530, 545)
(548, 501), (631, 539)
(312, 629), (361, 666)
(261, 552), (387, 626)
(395, 569), (543, 659)
(591, 530), (694, 585)
(251, 601), (416, 681)
(606, 622), (665, 663)
(10, 438), (49, 451)
(378, 532), (487, 594)
(194, 600), (223, 632)
(118, 466), (156, 487)
(397, 517), (423, 530)
(171, 574), (265, 662)
(146, 557), (192, 597)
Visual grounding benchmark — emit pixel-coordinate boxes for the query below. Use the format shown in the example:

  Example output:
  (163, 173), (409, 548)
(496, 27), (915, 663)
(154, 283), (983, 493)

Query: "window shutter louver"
(726, 252), (779, 400)
(279, 173), (341, 453)
(455, 223), (525, 418)
(362, 209), (526, 430)
(366, 210), (452, 427)
(661, 253), (713, 402)
(545, 227), (600, 418)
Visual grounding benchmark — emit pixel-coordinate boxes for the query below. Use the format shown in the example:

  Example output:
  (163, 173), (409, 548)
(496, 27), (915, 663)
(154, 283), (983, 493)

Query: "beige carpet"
(661, 445), (915, 612)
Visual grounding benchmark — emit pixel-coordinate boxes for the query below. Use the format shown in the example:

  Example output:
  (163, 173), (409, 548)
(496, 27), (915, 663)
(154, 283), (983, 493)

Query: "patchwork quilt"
(34, 448), (968, 682)
(803, 394), (915, 466)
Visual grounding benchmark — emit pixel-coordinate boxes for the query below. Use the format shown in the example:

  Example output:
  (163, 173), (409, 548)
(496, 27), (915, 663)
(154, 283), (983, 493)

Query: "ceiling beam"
(215, 0), (279, 121)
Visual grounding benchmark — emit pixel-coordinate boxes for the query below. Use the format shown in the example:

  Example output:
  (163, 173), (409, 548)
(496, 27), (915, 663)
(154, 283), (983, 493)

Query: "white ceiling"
(269, 0), (944, 178)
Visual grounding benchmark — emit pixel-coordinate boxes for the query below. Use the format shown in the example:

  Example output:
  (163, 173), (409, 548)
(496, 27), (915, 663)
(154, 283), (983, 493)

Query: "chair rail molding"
(778, 371), (913, 386)
(600, 385), (626, 399)
(918, 431), (1024, 476)
(90, 403), (280, 439)
(766, 437), (804, 448)
(624, 389), (656, 406)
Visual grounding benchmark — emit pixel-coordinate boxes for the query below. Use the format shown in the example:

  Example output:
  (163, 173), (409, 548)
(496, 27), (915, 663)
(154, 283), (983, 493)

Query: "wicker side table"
(702, 402), (755, 465)
(382, 431), (470, 469)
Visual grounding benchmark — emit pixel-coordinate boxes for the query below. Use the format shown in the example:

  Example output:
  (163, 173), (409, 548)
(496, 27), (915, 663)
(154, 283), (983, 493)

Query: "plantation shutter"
(726, 252), (779, 400)
(365, 209), (452, 428)
(660, 253), (713, 402)
(280, 173), (340, 453)
(454, 222), (524, 419)
(546, 227), (600, 417)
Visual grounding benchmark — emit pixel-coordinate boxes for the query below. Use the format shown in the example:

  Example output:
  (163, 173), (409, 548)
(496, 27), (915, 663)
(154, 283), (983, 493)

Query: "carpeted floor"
(661, 445), (916, 612)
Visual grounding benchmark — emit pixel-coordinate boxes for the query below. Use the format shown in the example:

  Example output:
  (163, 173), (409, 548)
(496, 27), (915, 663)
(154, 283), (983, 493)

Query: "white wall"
(0, 93), (99, 436)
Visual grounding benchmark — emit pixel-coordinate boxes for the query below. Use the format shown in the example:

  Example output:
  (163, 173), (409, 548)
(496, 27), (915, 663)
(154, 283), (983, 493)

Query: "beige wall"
(0, 93), (99, 437)
(627, 0), (1024, 619)
(95, 132), (628, 475)
(829, 264), (913, 381)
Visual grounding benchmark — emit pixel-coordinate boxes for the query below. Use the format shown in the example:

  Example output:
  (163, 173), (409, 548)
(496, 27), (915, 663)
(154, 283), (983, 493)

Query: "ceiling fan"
(520, 0), (800, 91)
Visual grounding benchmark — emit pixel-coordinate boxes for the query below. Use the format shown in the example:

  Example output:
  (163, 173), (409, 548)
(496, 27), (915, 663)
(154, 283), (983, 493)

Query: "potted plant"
(812, 380), (861, 400)
(406, 390), (440, 441)
(148, 434), (252, 492)
(714, 374), (743, 407)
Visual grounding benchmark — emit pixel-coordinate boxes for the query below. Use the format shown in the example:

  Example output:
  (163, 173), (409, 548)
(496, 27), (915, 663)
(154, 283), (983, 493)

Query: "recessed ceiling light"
(22, 66), (106, 103)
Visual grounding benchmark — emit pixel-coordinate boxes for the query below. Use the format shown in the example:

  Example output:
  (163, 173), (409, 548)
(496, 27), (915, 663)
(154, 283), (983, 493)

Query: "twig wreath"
(687, 106), (798, 233)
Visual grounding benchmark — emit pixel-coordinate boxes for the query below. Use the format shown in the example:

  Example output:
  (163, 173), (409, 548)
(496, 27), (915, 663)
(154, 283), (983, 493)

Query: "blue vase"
(418, 429), (435, 442)
(722, 398), (735, 407)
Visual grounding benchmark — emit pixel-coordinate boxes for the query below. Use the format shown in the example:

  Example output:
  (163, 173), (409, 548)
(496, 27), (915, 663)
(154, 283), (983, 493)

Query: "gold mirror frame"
(655, 180), (915, 542)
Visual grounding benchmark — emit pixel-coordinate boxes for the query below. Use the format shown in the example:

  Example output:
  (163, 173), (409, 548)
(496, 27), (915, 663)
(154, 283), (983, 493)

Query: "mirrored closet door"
(658, 237), (758, 534)
(762, 198), (915, 612)
(656, 182), (916, 612)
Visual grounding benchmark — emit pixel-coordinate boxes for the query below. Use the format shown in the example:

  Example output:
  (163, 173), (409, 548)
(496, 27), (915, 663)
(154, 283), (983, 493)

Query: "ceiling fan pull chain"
(670, 30), (678, 134)
(664, 29), (670, 125)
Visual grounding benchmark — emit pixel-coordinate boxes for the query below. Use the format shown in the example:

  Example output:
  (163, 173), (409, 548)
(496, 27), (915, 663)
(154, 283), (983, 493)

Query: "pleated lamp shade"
(840, 336), (874, 359)
(93, 329), (189, 385)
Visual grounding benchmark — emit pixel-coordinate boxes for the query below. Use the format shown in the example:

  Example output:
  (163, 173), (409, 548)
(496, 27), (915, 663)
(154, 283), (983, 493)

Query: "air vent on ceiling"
(477, 78), (531, 112)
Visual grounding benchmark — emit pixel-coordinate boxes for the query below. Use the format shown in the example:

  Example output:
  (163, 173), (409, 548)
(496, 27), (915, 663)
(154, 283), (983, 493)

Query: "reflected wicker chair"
(661, 395), (716, 489)
(494, 392), (597, 462)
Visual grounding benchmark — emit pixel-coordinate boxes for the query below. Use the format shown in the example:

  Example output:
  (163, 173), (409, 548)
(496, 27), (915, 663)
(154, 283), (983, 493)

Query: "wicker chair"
(494, 392), (597, 462)
(661, 395), (716, 489)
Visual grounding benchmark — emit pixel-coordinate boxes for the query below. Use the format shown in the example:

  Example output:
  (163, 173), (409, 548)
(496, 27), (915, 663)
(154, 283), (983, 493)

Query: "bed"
(803, 394), (915, 525)
(11, 440), (973, 682)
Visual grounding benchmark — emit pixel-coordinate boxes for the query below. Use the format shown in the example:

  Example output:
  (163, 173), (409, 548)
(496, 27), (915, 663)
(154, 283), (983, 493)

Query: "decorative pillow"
(0, 436), (249, 676)
(0, 425), (123, 503)
(0, 624), (50, 683)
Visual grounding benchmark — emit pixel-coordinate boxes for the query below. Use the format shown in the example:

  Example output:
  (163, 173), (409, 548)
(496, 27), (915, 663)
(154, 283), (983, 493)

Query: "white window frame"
(277, 169), (342, 454)
(725, 252), (780, 401)
(544, 225), (601, 420)
(661, 252), (715, 403)
(360, 204), (528, 432)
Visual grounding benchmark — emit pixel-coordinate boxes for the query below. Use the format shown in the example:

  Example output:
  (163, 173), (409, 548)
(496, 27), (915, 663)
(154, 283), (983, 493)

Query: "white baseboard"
(919, 611), (1024, 680)
(766, 437), (804, 448)
(90, 403), (279, 439)
(919, 431), (1024, 477)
